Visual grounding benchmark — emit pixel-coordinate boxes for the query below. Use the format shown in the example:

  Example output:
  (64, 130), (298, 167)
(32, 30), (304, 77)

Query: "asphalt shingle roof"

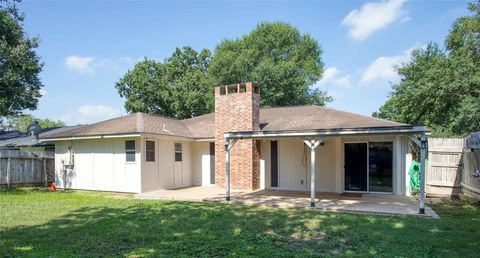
(41, 105), (409, 140)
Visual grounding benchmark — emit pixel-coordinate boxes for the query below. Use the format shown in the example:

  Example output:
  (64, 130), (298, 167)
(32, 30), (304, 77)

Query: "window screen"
(146, 140), (155, 162)
(175, 143), (182, 162)
(125, 140), (136, 162)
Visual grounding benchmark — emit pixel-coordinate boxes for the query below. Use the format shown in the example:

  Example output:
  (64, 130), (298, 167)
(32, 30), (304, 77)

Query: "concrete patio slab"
(135, 186), (438, 218)
(134, 186), (251, 202)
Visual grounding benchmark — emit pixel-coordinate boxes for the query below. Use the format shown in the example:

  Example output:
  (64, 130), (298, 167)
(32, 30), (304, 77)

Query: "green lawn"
(0, 189), (479, 257)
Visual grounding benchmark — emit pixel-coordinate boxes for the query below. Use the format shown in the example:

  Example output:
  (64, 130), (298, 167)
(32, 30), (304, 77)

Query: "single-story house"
(42, 82), (429, 212)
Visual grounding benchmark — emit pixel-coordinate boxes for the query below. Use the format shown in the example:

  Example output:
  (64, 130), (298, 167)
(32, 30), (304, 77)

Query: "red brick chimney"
(215, 82), (260, 190)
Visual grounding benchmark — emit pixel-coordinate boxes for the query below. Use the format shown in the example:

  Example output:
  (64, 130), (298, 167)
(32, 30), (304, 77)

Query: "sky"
(20, 0), (471, 125)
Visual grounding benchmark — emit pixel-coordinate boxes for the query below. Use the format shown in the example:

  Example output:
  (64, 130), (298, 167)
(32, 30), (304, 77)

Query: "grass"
(0, 188), (479, 257)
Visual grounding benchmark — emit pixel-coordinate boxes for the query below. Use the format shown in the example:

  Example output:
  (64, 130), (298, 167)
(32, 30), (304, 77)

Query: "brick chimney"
(215, 82), (260, 190)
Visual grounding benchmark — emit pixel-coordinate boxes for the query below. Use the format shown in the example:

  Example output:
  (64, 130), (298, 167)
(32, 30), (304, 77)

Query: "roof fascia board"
(40, 133), (142, 142)
(224, 126), (429, 139)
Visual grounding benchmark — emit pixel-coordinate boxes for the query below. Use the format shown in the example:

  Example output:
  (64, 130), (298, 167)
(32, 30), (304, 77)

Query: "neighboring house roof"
(0, 126), (84, 148)
(41, 105), (409, 140)
(0, 130), (24, 142)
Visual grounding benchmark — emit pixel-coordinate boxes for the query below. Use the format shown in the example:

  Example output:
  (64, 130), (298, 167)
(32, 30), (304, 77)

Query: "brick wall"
(214, 82), (260, 190)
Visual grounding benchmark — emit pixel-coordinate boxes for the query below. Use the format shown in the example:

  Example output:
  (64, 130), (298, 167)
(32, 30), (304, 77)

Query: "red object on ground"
(50, 183), (56, 191)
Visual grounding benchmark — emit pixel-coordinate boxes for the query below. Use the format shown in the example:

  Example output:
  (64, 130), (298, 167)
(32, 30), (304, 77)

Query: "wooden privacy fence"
(426, 138), (464, 197)
(0, 150), (55, 188)
(462, 132), (480, 200)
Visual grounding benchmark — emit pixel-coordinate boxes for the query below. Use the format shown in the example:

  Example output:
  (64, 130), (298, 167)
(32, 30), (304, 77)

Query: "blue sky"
(21, 0), (470, 125)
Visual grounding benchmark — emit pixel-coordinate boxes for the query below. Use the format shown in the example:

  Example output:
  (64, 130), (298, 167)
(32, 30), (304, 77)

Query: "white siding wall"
(260, 136), (409, 195)
(54, 134), (409, 195)
(260, 138), (340, 192)
(54, 138), (141, 193)
(309, 138), (338, 192)
(278, 139), (308, 191)
(140, 136), (193, 192)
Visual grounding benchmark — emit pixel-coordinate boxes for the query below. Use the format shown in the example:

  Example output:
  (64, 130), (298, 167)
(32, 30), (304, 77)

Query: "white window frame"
(125, 140), (136, 163)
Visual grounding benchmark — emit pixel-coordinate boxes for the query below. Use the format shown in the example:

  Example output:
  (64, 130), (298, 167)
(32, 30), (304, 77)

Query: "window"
(175, 143), (182, 162)
(146, 140), (155, 162)
(125, 140), (136, 162)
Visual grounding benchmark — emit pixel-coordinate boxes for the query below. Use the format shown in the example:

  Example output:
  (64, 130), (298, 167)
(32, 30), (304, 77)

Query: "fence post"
(31, 154), (35, 182)
(43, 158), (48, 187)
(419, 134), (427, 214)
(6, 157), (11, 189)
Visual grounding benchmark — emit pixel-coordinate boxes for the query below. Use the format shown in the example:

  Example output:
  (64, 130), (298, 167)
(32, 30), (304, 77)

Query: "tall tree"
(1, 114), (65, 132)
(0, 0), (43, 116)
(115, 47), (213, 119)
(373, 1), (480, 136)
(210, 22), (330, 107)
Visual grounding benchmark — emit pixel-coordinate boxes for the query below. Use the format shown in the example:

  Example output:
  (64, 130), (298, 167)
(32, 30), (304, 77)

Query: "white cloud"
(342, 0), (408, 41)
(64, 55), (137, 75)
(78, 105), (119, 118)
(64, 55), (96, 74)
(39, 89), (47, 96)
(360, 45), (420, 85)
(59, 104), (121, 125)
(314, 67), (351, 88)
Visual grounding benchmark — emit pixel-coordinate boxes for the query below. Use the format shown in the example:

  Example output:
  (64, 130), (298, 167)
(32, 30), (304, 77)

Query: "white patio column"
(419, 133), (427, 214)
(304, 139), (322, 208)
(225, 139), (237, 201)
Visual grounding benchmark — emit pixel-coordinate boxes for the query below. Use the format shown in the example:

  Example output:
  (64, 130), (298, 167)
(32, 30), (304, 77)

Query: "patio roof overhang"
(224, 125), (429, 140)
(223, 125), (429, 215)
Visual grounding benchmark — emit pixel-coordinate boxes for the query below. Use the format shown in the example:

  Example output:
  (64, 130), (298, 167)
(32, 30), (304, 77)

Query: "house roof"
(41, 105), (409, 140)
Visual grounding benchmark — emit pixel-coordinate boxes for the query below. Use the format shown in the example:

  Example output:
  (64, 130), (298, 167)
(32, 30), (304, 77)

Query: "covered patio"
(224, 125), (430, 214)
(135, 186), (438, 217)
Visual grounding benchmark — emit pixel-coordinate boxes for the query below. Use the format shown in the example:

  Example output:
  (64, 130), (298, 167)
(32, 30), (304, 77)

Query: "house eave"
(40, 132), (199, 142)
(224, 125), (429, 139)
(39, 133), (142, 142)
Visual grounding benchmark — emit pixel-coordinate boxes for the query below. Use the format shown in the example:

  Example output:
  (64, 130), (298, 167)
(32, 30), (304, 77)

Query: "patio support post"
(419, 133), (427, 214)
(225, 138), (237, 201)
(304, 139), (322, 207)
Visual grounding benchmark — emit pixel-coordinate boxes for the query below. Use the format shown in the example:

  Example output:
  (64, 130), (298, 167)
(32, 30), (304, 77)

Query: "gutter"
(39, 133), (142, 142)
(41, 132), (201, 142)
(224, 125), (429, 139)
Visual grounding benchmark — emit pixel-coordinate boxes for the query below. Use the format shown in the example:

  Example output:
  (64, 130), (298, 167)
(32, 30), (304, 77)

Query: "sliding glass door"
(344, 143), (368, 191)
(344, 142), (393, 193)
(368, 142), (393, 192)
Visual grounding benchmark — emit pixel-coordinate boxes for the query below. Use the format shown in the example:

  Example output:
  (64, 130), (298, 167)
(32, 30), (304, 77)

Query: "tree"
(210, 22), (330, 107)
(0, 0), (43, 116)
(0, 114), (64, 132)
(373, 1), (480, 136)
(115, 47), (213, 119)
